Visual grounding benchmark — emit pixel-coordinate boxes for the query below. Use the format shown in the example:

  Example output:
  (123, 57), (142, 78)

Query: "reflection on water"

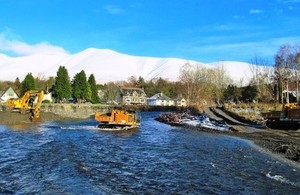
(6, 123), (41, 131)
(0, 112), (300, 194)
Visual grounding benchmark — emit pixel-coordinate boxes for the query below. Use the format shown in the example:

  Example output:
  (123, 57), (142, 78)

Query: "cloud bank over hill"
(0, 35), (255, 84)
(0, 33), (68, 56)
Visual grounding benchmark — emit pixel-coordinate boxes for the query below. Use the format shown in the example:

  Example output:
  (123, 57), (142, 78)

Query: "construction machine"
(95, 109), (140, 130)
(5, 90), (44, 122)
(261, 103), (300, 130)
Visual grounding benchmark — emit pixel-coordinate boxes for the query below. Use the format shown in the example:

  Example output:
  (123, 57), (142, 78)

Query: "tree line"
(53, 66), (100, 103)
(176, 43), (300, 108)
(2, 66), (100, 103)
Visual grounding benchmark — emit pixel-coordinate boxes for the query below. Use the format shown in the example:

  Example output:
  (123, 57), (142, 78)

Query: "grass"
(224, 102), (283, 123)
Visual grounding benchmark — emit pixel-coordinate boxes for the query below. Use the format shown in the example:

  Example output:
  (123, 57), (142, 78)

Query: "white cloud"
(249, 9), (263, 14)
(103, 5), (124, 15)
(0, 33), (68, 56)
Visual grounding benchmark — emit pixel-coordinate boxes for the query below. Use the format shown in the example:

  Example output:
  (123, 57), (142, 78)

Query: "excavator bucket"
(30, 116), (43, 122)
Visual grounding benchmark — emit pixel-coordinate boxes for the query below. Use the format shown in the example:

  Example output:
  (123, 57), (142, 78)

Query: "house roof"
(148, 93), (172, 100)
(174, 97), (186, 101)
(0, 86), (19, 98)
(0, 91), (4, 102)
(121, 87), (147, 96)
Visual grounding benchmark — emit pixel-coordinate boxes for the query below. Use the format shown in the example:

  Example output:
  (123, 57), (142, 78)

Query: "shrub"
(42, 100), (51, 103)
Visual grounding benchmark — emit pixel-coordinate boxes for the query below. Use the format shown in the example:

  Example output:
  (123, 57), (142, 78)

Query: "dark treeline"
(0, 66), (100, 104)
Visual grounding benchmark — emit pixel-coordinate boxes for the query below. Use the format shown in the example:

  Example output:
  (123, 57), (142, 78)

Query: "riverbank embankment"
(0, 103), (185, 125)
(41, 103), (112, 119)
(0, 103), (114, 125)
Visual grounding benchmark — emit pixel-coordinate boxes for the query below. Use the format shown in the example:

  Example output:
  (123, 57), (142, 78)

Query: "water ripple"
(0, 112), (299, 194)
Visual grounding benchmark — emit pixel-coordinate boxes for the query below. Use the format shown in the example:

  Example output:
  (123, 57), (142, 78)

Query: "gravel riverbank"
(156, 108), (300, 164)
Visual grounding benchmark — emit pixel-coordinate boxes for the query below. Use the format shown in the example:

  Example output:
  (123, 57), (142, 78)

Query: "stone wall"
(41, 103), (113, 119)
(2, 103), (187, 119)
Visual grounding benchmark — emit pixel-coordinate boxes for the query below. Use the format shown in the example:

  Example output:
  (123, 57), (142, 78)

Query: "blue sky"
(0, 0), (300, 63)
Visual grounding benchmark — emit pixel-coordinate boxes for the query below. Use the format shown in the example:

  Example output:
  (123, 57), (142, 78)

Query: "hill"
(0, 48), (255, 84)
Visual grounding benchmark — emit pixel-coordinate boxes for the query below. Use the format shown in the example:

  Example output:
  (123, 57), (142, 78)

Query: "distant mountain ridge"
(0, 48), (254, 84)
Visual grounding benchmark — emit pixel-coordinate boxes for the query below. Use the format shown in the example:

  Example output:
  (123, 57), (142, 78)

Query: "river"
(0, 112), (300, 194)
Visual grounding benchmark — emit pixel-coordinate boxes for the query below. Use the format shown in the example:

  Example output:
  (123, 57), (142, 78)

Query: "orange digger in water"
(95, 109), (140, 130)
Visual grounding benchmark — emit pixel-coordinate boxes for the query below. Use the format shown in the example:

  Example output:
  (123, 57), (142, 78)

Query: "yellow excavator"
(5, 90), (44, 122)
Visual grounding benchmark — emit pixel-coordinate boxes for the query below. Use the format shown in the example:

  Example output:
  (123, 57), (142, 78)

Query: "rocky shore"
(156, 108), (300, 164)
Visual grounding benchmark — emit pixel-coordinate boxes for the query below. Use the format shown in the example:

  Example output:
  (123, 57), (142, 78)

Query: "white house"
(147, 92), (175, 106)
(42, 91), (55, 103)
(175, 97), (187, 107)
(0, 87), (19, 103)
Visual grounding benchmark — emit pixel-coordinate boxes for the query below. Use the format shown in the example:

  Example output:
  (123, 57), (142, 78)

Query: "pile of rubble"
(155, 109), (197, 125)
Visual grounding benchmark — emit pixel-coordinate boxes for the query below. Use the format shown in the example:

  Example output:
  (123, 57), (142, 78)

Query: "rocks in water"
(155, 109), (197, 125)
(156, 113), (180, 125)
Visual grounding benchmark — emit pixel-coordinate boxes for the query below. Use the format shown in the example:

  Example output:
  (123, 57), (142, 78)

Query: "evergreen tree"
(72, 70), (89, 102)
(14, 77), (21, 94)
(88, 74), (100, 103)
(241, 85), (258, 102)
(20, 73), (35, 96)
(86, 83), (92, 102)
(144, 80), (156, 97)
(54, 66), (72, 102)
(46, 76), (56, 92)
(223, 85), (240, 102)
(137, 76), (146, 87)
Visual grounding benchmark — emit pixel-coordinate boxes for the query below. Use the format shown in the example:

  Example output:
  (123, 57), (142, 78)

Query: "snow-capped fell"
(0, 48), (255, 84)
(209, 61), (255, 85)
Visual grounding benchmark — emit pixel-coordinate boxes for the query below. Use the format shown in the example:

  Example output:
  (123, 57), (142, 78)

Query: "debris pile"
(156, 109), (231, 131)
(156, 109), (197, 125)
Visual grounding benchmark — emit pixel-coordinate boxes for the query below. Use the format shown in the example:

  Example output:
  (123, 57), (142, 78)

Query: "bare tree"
(274, 44), (293, 103)
(126, 76), (138, 87)
(179, 62), (233, 108)
(249, 55), (273, 102)
(214, 62), (232, 104)
(179, 62), (194, 104)
(104, 82), (119, 102)
(292, 45), (300, 101)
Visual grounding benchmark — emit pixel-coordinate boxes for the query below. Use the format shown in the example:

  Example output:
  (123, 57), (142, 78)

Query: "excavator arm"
(30, 90), (44, 122)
